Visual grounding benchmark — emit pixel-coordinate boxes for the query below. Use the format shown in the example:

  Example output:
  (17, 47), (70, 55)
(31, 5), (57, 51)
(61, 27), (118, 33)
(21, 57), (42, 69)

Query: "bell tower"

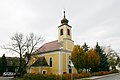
(58, 11), (74, 51)
(58, 11), (72, 42)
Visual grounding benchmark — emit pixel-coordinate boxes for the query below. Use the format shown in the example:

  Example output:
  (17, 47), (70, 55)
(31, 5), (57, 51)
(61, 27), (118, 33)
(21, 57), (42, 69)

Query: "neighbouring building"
(6, 57), (19, 72)
(28, 11), (77, 75)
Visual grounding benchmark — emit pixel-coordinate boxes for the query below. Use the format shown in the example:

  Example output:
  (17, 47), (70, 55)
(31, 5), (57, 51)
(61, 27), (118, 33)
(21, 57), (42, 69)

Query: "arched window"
(67, 29), (70, 35)
(49, 57), (52, 67)
(60, 29), (63, 35)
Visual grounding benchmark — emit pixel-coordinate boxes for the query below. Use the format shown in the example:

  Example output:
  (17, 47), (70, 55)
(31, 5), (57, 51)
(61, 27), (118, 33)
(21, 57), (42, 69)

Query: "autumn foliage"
(71, 45), (100, 72)
(71, 45), (85, 73)
(86, 49), (100, 71)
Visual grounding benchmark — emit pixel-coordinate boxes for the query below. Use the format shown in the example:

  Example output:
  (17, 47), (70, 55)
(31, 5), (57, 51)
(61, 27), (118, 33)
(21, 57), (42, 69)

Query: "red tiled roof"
(34, 40), (60, 54)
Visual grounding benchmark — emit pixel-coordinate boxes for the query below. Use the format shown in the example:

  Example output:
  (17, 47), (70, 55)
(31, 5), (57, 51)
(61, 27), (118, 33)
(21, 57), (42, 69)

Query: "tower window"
(49, 57), (52, 67)
(67, 29), (70, 35)
(60, 29), (63, 35)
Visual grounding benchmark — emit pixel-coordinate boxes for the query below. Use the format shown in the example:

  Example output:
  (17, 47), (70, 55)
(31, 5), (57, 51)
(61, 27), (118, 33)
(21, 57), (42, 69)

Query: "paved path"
(78, 73), (120, 80)
(0, 77), (13, 80)
(97, 73), (120, 80)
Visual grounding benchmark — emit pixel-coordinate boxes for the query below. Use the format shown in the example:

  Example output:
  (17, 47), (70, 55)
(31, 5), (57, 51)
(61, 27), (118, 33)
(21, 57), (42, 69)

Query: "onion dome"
(61, 11), (69, 24)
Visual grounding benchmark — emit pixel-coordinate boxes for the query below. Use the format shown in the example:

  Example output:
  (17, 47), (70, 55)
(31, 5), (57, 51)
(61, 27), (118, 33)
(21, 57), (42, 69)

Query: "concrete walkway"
(0, 77), (13, 80)
(77, 72), (120, 80)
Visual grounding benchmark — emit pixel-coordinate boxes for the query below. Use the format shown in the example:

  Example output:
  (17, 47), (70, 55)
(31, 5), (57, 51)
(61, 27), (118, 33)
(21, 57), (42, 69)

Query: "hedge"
(14, 71), (118, 80)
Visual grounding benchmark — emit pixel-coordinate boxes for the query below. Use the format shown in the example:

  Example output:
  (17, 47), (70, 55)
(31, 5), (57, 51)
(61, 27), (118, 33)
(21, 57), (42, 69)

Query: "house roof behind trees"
(6, 57), (19, 66)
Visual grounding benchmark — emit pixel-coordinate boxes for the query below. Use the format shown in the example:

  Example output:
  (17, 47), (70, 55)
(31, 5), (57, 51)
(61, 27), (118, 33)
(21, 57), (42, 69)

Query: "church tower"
(58, 11), (74, 51)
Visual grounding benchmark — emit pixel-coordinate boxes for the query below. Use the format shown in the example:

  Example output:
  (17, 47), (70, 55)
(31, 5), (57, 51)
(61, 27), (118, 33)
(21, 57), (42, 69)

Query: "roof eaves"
(33, 49), (60, 55)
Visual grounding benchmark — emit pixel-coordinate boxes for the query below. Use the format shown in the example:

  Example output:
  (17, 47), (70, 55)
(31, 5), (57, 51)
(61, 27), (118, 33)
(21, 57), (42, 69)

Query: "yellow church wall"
(62, 53), (67, 73)
(63, 39), (73, 51)
(59, 35), (64, 42)
(30, 52), (77, 74)
(31, 56), (38, 64)
(44, 52), (60, 74)
(29, 52), (60, 74)
(66, 35), (71, 39)
(63, 40), (66, 50)
(66, 40), (74, 50)
(30, 67), (51, 74)
(30, 67), (39, 74)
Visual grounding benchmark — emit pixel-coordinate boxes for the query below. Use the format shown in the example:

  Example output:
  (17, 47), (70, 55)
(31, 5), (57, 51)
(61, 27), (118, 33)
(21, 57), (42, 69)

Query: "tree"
(4, 33), (43, 76)
(71, 45), (85, 73)
(93, 42), (109, 72)
(86, 49), (100, 72)
(82, 42), (89, 52)
(105, 46), (119, 71)
(0, 54), (7, 74)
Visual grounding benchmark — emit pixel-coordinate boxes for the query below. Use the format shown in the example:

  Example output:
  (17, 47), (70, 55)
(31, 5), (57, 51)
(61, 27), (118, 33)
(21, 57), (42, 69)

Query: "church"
(28, 11), (77, 75)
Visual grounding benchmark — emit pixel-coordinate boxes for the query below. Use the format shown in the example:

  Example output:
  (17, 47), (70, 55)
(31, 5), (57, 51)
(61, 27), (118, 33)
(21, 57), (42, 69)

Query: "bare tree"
(4, 33), (44, 75)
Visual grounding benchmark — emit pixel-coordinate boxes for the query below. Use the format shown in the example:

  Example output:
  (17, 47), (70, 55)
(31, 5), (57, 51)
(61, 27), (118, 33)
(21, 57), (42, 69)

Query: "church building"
(28, 11), (77, 75)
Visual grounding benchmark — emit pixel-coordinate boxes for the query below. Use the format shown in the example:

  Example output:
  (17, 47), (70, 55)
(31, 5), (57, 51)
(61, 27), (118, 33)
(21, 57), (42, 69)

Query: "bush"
(62, 72), (91, 80)
(92, 71), (113, 76)
(62, 74), (71, 80)
(22, 74), (58, 80)
(72, 73), (80, 79)
(22, 72), (91, 80)
(80, 72), (91, 78)
(45, 74), (58, 80)
(17, 71), (116, 80)
(72, 72), (91, 79)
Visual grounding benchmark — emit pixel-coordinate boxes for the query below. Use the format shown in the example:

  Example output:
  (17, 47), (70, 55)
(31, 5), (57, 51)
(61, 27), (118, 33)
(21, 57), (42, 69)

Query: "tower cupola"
(61, 11), (69, 25)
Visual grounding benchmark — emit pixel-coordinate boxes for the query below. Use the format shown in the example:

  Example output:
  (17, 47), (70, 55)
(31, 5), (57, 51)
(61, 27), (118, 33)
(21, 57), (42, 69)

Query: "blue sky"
(0, 0), (120, 56)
